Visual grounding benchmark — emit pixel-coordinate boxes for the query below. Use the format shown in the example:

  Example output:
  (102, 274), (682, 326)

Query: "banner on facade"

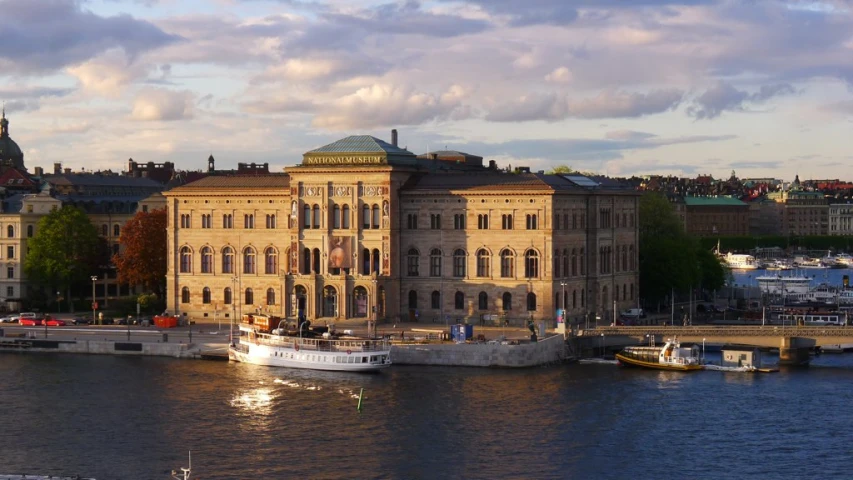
(328, 236), (352, 269)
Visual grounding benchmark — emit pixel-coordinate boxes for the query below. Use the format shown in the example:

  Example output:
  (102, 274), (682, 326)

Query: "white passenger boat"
(722, 252), (760, 270)
(229, 314), (391, 372)
(756, 274), (812, 300)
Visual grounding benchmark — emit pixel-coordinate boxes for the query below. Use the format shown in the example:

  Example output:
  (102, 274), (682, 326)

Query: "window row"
(181, 213), (279, 229)
(405, 213), (540, 230)
(180, 286), (276, 306)
(407, 290), (538, 311)
(552, 248), (587, 278)
(179, 246), (278, 275)
(406, 248), (540, 278)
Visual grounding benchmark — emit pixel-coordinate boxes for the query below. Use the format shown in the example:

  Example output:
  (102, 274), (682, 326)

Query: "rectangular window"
(6, 246), (13, 259)
(454, 214), (466, 230)
(6, 266), (13, 279)
(430, 214), (441, 230)
(430, 255), (441, 277)
(5, 286), (12, 296)
(407, 256), (419, 276)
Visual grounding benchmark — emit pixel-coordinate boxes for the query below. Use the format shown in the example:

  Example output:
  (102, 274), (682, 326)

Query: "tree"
(113, 208), (167, 295)
(547, 165), (575, 175)
(638, 193), (715, 307)
(25, 205), (102, 310)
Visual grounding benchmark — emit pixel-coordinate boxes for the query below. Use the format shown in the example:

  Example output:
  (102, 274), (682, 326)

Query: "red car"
(45, 319), (66, 326)
(19, 318), (43, 326)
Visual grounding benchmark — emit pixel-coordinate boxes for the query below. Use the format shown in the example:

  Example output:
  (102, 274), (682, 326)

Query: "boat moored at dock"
(615, 338), (702, 371)
(229, 314), (391, 372)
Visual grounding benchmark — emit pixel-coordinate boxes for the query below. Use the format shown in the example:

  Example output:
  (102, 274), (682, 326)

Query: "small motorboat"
(615, 338), (702, 371)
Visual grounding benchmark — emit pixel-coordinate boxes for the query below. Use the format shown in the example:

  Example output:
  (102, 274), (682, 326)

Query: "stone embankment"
(0, 336), (195, 358)
(391, 334), (569, 367)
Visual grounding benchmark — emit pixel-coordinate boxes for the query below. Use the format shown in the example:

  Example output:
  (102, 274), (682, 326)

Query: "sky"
(2, 0), (853, 180)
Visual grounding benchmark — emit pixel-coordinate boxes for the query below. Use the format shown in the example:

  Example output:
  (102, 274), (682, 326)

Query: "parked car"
(0, 315), (19, 323)
(45, 318), (66, 326)
(100, 317), (115, 325)
(20, 317), (44, 326)
(70, 316), (90, 325)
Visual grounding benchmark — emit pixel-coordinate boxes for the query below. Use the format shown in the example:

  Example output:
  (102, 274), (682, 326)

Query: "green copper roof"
(683, 196), (747, 206)
(309, 135), (414, 156)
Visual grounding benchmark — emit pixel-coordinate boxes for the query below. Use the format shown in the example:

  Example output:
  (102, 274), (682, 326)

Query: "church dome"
(0, 109), (25, 168)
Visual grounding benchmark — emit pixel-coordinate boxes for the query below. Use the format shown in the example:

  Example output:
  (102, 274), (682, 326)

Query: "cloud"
(252, 54), (391, 85)
(46, 121), (94, 135)
(544, 66), (572, 83)
(66, 50), (150, 97)
(687, 82), (796, 119)
(0, 85), (75, 112)
(487, 88), (684, 122)
(324, 1), (491, 37)
(312, 83), (470, 130)
(131, 88), (194, 121)
(243, 96), (317, 114)
(0, 0), (180, 73)
(604, 130), (658, 141)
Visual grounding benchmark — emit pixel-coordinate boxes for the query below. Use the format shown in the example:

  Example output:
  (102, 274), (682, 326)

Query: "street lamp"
(371, 278), (378, 338)
(702, 337), (706, 364)
(91, 276), (98, 325)
(600, 333), (605, 358)
(560, 281), (567, 325)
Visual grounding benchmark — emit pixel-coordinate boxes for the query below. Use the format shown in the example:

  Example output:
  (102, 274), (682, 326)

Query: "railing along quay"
(590, 326), (853, 338)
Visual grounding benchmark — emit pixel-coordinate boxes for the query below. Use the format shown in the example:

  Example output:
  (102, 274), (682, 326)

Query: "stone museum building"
(164, 132), (640, 326)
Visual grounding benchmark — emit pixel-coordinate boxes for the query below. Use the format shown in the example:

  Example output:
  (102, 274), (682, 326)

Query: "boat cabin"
(721, 346), (761, 369)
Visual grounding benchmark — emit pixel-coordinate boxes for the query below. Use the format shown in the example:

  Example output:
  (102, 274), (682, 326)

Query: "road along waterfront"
(3, 351), (853, 479)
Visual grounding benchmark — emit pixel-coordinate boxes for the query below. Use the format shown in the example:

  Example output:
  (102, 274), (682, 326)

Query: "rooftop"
(683, 196), (747, 207)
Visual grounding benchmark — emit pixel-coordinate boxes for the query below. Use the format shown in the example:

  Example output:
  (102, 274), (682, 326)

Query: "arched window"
(202, 287), (211, 304)
(431, 291), (441, 309)
(243, 247), (256, 274)
(102, 224), (108, 236)
(453, 249), (466, 277)
(265, 247), (278, 274)
(527, 292), (537, 311)
(524, 250), (539, 278)
(372, 248), (380, 275)
(312, 248), (321, 274)
(224, 287), (232, 305)
(407, 248), (419, 276)
(303, 204), (311, 228)
(312, 205), (320, 229)
(500, 249), (514, 278)
(114, 224), (120, 236)
(572, 290), (577, 308)
(342, 204), (350, 229)
(478, 292), (488, 310)
(602, 286), (608, 313)
(554, 249), (561, 278)
(181, 287), (190, 303)
(333, 204), (341, 229)
(476, 249), (490, 277)
(6, 225), (12, 237)
(302, 248), (311, 274)
(408, 290), (418, 309)
(502, 292), (512, 311)
(580, 248), (585, 275)
(629, 245), (635, 270)
(362, 204), (370, 229)
(571, 249), (577, 276)
(201, 247), (213, 273)
(430, 248), (442, 277)
(180, 246), (192, 273)
(372, 204), (380, 228)
(245, 288), (254, 306)
(222, 247), (234, 274)
(454, 291), (464, 310)
(26, 225), (33, 238)
(362, 248), (371, 275)
(267, 288), (276, 306)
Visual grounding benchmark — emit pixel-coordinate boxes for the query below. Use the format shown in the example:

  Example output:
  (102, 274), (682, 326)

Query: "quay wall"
(1, 339), (193, 358)
(390, 334), (568, 367)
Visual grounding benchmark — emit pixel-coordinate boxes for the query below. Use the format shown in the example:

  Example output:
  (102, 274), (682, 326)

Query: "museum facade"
(164, 133), (640, 326)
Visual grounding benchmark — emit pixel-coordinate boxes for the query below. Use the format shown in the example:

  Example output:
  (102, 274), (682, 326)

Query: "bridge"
(576, 326), (853, 365)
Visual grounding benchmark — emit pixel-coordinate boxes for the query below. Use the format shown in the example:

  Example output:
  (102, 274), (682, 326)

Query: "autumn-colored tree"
(25, 205), (102, 310)
(113, 208), (167, 295)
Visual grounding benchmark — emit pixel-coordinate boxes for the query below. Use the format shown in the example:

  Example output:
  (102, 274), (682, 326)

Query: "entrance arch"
(323, 286), (338, 317)
(295, 285), (307, 319)
(353, 286), (368, 318)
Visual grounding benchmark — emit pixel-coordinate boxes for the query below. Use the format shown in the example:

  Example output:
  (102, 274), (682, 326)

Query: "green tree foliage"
(638, 193), (726, 306)
(24, 206), (102, 306)
(113, 208), (167, 295)
(547, 165), (574, 174)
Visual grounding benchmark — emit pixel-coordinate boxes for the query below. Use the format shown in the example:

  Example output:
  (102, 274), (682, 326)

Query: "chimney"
(391, 129), (398, 147)
(488, 160), (497, 170)
(34, 166), (43, 177)
(64, 168), (72, 174)
(54, 162), (62, 174)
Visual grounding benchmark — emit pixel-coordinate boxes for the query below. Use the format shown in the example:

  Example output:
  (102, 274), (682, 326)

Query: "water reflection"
(229, 386), (278, 413)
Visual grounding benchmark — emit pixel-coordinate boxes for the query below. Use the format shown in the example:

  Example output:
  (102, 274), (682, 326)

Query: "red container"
(154, 315), (178, 328)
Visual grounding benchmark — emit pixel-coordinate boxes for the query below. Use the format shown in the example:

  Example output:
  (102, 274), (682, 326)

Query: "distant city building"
(682, 196), (749, 237)
(829, 203), (853, 236)
(767, 176), (828, 236)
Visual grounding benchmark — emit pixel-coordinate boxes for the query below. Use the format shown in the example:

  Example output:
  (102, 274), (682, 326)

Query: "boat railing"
(248, 333), (390, 352)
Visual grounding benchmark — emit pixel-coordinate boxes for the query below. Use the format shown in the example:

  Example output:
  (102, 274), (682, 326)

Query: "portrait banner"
(328, 236), (352, 269)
